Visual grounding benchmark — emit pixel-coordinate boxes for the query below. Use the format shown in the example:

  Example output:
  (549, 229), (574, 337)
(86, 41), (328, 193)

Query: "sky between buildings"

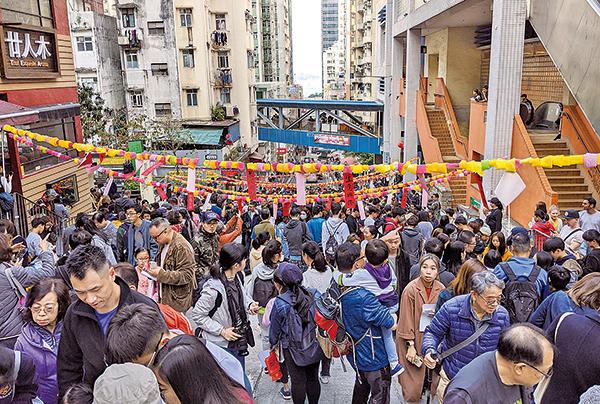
(291, 0), (322, 96)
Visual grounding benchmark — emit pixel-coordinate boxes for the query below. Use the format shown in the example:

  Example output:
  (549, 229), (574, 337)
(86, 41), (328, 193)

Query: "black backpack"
(324, 221), (344, 262)
(500, 262), (541, 324)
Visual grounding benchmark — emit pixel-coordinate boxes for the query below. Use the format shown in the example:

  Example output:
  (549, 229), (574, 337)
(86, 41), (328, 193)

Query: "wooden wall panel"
(22, 161), (91, 217)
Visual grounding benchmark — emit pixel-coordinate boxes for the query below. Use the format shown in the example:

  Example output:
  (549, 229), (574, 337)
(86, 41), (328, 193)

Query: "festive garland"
(8, 124), (600, 175)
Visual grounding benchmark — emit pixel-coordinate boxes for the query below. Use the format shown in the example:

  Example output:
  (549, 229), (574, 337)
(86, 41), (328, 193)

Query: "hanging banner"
(142, 161), (165, 177)
(474, 174), (489, 210)
(273, 202), (278, 220)
(386, 193), (393, 205)
(103, 176), (113, 196)
(187, 167), (196, 192)
(422, 189), (428, 208)
(326, 197), (332, 211)
(237, 199), (244, 213)
(283, 201), (290, 217)
(187, 192), (194, 211)
(357, 200), (366, 221)
(401, 187), (408, 208)
(295, 172), (306, 206)
(156, 187), (168, 200)
(246, 169), (257, 201)
(202, 192), (212, 211)
(343, 172), (356, 209)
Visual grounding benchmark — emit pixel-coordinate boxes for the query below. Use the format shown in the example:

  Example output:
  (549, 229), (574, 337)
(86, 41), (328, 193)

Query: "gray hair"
(149, 218), (169, 231)
(470, 271), (505, 294)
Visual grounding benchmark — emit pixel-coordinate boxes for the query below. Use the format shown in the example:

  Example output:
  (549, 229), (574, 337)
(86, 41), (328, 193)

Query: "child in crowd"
(332, 239), (404, 377)
(134, 247), (158, 301)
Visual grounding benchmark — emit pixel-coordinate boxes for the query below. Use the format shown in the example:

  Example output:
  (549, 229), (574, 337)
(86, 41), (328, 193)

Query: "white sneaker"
(320, 375), (330, 384)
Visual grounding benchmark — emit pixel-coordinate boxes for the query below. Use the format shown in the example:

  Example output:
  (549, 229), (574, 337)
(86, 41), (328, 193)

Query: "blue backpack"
(277, 292), (324, 366)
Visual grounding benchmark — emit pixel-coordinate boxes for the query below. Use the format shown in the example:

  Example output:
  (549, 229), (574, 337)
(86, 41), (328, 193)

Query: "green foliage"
(308, 92), (323, 99)
(211, 104), (225, 121)
(344, 151), (374, 165)
(123, 180), (140, 190)
(78, 84), (108, 144)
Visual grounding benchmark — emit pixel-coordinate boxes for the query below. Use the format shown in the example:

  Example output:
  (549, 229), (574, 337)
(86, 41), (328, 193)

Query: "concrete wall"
(93, 13), (126, 113)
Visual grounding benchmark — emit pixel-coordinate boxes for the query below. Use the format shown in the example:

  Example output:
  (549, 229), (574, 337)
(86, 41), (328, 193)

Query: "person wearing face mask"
(283, 207), (313, 270)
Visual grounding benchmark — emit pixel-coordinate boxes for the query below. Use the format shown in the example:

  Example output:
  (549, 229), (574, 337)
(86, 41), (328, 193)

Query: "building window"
(130, 91), (143, 107)
(215, 13), (226, 30)
(125, 51), (139, 68)
(180, 8), (192, 27)
(151, 63), (168, 76)
(0, 0), (53, 28)
(76, 36), (93, 51)
(217, 52), (229, 68)
(17, 118), (78, 175)
(147, 21), (165, 35)
(122, 8), (135, 27)
(80, 77), (98, 92)
(155, 103), (172, 117)
(247, 52), (254, 69)
(182, 49), (194, 68)
(220, 88), (231, 104)
(186, 89), (198, 106)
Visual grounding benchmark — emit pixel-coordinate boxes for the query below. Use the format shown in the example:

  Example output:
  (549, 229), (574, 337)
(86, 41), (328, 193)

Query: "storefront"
(0, 0), (90, 216)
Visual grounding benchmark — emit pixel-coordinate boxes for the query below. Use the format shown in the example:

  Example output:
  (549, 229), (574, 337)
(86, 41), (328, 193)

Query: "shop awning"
(0, 100), (39, 126)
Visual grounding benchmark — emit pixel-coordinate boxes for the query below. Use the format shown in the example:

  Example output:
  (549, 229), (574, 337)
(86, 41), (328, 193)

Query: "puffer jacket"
(14, 321), (63, 404)
(421, 294), (510, 379)
(340, 288), (394, 372)
(191, 276), (255, 348)
(400, 227), (423, 266)
(284, 219), (311, 257)
(0, 251), (55, 341)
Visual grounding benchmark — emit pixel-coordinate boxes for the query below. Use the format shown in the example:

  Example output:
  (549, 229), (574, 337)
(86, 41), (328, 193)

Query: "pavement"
(244, 314), (438, 404)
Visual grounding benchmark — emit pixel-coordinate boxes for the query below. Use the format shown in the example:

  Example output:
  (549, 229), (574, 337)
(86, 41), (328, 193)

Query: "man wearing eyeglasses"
(148, 218), (197, 313)
(117, 203), (158, 265)
(443, 323), (554, 404)
(421, 271), (510, 401)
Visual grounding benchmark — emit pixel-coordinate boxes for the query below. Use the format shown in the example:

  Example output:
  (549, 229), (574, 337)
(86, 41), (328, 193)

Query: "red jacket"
(383, 216), (398, 234)
(532, 220), (555, 237)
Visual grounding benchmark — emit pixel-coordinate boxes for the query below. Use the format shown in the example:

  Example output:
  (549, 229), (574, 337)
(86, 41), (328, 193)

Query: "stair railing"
(433, 78), (468, 159)
(561, 111), (600, 179)
(561, 110), (600, 197)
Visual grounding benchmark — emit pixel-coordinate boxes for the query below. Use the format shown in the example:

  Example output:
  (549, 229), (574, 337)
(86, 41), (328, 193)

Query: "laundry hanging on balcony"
(212, 31), (227, 46)
(218, 69), (232, 85)
(125, 28), (143, 45)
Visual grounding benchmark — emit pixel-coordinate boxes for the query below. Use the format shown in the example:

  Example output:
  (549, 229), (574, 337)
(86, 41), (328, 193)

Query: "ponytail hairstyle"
(273, 263), (314, 325)
(262, 239), (282, 269)
(302, 241), (327, 273)
(252, 231), (271, 251)
(210, 243), (247, 281)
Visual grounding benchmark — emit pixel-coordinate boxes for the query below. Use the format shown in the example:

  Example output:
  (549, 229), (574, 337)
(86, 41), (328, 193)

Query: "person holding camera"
(192, 243), (259, 370)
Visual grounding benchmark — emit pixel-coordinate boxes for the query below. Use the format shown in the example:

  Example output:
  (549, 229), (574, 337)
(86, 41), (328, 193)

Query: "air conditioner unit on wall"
(118, 37), (129, 45)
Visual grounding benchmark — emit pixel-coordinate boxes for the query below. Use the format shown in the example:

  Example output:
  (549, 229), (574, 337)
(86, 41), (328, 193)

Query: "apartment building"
(252, 0), (293, 99)
(68, 0), (126, 113)
(105, 0), (258, 145)
(349, 0), (375, 106)
(321, 0), (349, 94)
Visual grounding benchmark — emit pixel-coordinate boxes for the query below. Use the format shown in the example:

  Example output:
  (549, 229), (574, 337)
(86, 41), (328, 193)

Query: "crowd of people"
(1, 184), (600, 404)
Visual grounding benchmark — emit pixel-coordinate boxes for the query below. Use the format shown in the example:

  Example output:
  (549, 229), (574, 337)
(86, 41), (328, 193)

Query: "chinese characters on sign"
(313, 133), (351, 147)
(1, 25), (59, 79)
(343, 172), (356, 209)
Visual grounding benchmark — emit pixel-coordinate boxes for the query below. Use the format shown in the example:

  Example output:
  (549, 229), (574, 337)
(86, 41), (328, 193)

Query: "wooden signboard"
(1, 24), (61, 79)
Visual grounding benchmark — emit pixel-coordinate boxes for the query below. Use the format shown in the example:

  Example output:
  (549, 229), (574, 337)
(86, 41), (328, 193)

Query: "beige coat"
(156, 232), (197, 313)
(396, 277), (444, 403)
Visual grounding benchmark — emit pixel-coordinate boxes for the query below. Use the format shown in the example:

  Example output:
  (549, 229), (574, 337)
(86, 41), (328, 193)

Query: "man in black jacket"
(56, 244), (158, 398)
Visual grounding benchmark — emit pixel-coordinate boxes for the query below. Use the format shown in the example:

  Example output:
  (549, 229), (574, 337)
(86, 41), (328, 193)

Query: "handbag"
(533, 312), (573, 403)
(4, 264), (27, 310)
(433, 322), (490, 375)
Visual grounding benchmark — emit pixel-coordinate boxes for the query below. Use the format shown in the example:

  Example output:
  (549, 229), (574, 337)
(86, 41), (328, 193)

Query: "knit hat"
(480, 224), (492, 236)
(93, 363), (161, 404)
(579, 385), (600, 404)
(276, 262), (302, 285)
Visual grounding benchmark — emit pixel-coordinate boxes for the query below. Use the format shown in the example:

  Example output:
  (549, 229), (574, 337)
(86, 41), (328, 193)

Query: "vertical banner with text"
(343, 172), (356, 209)
(246, 169), (257, 201)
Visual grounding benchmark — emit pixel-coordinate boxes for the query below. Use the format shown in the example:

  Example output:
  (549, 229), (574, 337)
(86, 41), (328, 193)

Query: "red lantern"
(398, 142), (405, 149)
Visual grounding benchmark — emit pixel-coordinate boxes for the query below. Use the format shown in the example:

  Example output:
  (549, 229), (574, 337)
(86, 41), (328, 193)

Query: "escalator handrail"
(587, 0), (600, 17)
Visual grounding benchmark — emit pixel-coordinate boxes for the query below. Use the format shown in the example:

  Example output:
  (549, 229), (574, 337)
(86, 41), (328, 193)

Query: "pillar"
(390, 36), (404, 162)
(483, 0), (527, 194)
(403, 27), (421, 175)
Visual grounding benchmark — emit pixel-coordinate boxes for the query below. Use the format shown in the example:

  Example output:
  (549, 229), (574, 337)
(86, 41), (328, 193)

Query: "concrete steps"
(425, 107), (467, 206)
(530, 134), (592, 213)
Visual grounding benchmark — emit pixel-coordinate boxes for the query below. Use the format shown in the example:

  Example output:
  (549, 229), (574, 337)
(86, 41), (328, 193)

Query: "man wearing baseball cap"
(560, 209), (585, 255)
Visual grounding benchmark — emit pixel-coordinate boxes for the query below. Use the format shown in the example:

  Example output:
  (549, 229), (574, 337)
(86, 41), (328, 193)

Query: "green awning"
(188, 128), (223, 145)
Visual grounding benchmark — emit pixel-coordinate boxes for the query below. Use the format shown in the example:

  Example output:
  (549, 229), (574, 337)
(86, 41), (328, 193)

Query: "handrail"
(561, 110), (600, 194)
(434, 92), (469, 158)
(415, 89), (445, 166)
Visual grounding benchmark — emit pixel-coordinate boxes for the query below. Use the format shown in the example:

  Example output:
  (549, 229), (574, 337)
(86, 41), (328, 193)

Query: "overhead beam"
(257, 110), (278, 130)
(322, 110), (376, 138)
(285, 108), (315, 130)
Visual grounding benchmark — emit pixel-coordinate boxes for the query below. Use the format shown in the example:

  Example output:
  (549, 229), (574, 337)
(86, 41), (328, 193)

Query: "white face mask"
(300, 214), (307, 220)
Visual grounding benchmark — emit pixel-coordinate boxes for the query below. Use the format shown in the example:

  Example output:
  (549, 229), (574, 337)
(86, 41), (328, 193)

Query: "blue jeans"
(381, 305), (399, 368)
